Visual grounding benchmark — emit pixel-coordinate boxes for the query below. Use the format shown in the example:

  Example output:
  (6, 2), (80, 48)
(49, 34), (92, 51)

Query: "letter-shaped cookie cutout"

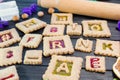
(102, 43), (113, 51)
(90, 58), (100, 68)
(78, 38), (90, 48)
(56, 63), (69, 73)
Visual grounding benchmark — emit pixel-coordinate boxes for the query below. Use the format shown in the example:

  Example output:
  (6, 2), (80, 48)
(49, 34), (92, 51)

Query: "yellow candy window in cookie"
(88, 23), (103, 31)
(52, 60), (73, 76)
(102, 43), (113, 51)
(23, 19), (37, 28)
(56, 15), (68, 21)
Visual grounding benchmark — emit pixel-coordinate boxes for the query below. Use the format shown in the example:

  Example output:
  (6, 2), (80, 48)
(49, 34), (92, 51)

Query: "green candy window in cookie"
(88, 23), (103, 31)
(24, 19), (37, 28)
(49, 40), (65, 49)
(102, 43), (113, 51)
(0, 33), (13, 43)
(57, 15), (68, 21)
(52, 60), (73, 76)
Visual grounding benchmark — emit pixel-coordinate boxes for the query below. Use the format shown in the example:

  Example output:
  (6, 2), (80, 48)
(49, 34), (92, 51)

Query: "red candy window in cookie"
(90, 58), (100, 68)
(49, 40), (65, 49)
(6, 51), (13, 58)
(50, 27), (58, 32)
(27, 37), (34, 42)
(0, 33), (13, 43)
(0, 74), (14, 80)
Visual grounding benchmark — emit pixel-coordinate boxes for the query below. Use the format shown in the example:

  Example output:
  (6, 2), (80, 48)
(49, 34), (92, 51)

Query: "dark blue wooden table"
(1, 0), (120, 80)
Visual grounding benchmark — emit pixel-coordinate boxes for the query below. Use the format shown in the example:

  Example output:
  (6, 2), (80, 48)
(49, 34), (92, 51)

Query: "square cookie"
(0, 28), (21, 48)
(51, 13), (73, 25)
(113, 57), (120, 79)
(42, 24), (65, 36)
(16, 18), (47, 34)
(66, 23), (82, 36)
(43, 35), (74, 56)
(43, 55), (83, 80)
(75, 38), (93, 52)
(82, 20), (111, 37)
(86, 56), (106, 73)
(0, 46), (23, 66)
(19, 34), (42, 48)
(24, 50), (42, 65)
(95, 39), (120, 57)
(0, 66), (19, 80)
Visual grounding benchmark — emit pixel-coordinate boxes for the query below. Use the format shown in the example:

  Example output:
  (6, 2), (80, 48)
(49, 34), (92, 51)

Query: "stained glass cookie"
(0, 46), (23, 66)
(24, 50), (42, 65)
(0, 66), (19, 80)
(82, 20), (111, 37)
(16, 18), (47, 34)
(113, 57), (120, 79)
(43, 24), (65, 36)
(86, 56), (106, 73)
(19, 34), (42, 48)
(0, 28), (21, 48)
(95, 39), (120, 57)
(43, 55), (83, 80)
(51, 13), (73, 25)
(43, 35), (74, 56)
(75, 38), (93, 52)
(66, 23), (82, 36)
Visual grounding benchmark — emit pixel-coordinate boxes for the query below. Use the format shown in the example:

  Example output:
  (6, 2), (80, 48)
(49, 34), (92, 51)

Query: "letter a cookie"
(43, 55), (83, 80)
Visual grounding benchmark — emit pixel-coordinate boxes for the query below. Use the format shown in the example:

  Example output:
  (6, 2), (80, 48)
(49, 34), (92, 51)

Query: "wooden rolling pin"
(38, 0), (120, 20)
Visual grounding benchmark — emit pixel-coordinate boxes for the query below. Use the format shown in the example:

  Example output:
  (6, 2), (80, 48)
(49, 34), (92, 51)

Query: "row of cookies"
(43, 55), (106, 80)
(15, 16), (111, 38)
(0, 46), (42, 66)
(0, 28), (119, 57)
(0, 55), (106, 80)
(43, 35), (120, 57)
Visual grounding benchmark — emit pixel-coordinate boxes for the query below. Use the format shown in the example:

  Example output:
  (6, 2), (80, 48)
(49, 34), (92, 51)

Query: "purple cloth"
(30, 3), (37, 13)
(22, 7), (32, 16)
(117, 21), (120, 31)
(0, 23), (3, 29)
(0, 21), (9, 29)
(22, 4), (37, 15)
